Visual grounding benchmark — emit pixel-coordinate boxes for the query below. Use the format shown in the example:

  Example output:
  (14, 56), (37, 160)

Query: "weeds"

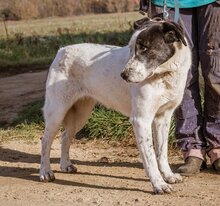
(1, 101), (133, 141)
(78, 105), (134, 140)
(0, 101), (44, 142)
(11, 100), (44, 126)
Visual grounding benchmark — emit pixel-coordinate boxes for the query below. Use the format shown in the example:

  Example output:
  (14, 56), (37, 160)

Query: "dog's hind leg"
(153, 109), (183, 184)
(40, 99), (70, 182)
(60, 97), (96, 173)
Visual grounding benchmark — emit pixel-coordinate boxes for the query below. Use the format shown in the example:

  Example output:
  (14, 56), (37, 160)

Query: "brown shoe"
(213, 158), (220, 171)
(177, 157), (206, 176)
(208, 149), (220, 172)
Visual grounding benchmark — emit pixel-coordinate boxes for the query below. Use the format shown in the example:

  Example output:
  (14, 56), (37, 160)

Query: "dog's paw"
(153, 183), (173, 194)
(61, 164), (77, 173)
(39, 170), (55, 182)
(164, 173), (183, 184)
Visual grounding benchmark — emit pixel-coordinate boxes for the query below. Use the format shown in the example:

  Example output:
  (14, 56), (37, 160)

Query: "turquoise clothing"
(152, 0), (216, 8)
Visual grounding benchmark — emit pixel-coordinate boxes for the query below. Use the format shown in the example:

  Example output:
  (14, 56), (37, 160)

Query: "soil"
(0, 71), (220, 206)
(0, 71), (47, 126)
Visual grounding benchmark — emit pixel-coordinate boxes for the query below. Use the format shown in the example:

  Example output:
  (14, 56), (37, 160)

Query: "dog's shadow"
(0, 146), (153, 193)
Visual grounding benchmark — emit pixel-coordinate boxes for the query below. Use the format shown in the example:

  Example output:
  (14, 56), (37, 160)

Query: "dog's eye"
(138, 44), (148, 52)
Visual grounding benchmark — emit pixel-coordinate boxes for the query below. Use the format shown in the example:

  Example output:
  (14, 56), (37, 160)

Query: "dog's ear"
(162, 21), (187, 46)
(133, 17), (150, 30)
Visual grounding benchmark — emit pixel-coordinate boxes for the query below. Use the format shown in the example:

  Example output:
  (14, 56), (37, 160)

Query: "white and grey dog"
(40, 17), (191, 194)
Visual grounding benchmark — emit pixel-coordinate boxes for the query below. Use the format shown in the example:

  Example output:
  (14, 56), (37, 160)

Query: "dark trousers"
(153, 2), (220, 152)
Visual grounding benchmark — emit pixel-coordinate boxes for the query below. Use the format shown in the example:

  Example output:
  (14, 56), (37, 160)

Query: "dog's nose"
(121, 71), (129, 80)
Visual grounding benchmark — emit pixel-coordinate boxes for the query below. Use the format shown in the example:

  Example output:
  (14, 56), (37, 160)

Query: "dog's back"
(46, 43), (132, 116)
(50, 43), (128, 74)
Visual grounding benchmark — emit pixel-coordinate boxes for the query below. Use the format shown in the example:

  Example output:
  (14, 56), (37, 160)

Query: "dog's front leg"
(153, 109), (182, 184)
(131, 91), (173, 194)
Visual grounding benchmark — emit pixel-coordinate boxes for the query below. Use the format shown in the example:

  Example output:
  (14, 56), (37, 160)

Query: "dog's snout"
(121, 71), (129, 81)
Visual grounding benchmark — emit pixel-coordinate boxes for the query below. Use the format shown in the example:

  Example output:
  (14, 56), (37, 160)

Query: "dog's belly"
(90, 81), (132, 117)
(95, 95), (131, 117)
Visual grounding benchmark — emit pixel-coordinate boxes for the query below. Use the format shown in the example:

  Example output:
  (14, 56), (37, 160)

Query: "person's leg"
(151, 6), (206, 174)
(198, 2), (220, 171)
(173, 8), (208, 174)
(174, 8), (206, 156)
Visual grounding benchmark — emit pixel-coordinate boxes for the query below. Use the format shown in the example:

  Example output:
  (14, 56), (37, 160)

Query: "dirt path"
(0, 139), (220, 206)
(0, 71), (220, 205)
(0, 71), (47, 126)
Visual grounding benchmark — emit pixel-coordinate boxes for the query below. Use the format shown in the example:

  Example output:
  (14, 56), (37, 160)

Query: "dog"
(40, 17), (191, 194)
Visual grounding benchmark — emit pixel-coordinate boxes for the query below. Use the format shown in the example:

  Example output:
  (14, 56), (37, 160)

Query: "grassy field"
(0, 12), (140, 70)
(0, 12), (176, 144)
(0, 12), (140, 38)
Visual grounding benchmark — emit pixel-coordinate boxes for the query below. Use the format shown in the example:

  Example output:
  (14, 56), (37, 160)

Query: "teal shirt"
(152, 0), (216, 8)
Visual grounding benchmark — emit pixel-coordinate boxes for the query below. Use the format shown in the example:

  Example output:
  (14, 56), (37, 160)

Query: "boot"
(208, 149), (220, 172)
(213, 158), (220, 171)
(177, 156), (206, 176)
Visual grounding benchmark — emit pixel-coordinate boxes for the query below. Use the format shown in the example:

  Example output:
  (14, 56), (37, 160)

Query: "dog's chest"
(157, 73), (183, 104)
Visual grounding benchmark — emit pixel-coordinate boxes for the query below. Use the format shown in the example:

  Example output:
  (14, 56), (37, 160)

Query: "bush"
(1, 8), (20, 20)
(8, 0), (40, 20)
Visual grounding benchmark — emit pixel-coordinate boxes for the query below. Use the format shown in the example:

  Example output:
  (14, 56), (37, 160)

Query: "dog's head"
(121, 17), (187, 83)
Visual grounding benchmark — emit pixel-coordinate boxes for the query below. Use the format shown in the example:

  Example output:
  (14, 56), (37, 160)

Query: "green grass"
(0, 31), (132, 70)
(11, 101), (44, 126)
(0, 101), (133, 141)
(78, 105), (133, 140)
(0, 101), (44, 142)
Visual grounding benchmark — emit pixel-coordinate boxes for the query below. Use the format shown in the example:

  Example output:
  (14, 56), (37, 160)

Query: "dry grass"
(0, 12), (140, 38)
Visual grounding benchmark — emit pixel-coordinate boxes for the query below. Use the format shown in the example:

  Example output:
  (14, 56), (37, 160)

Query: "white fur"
(40, 29), (191, 194)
